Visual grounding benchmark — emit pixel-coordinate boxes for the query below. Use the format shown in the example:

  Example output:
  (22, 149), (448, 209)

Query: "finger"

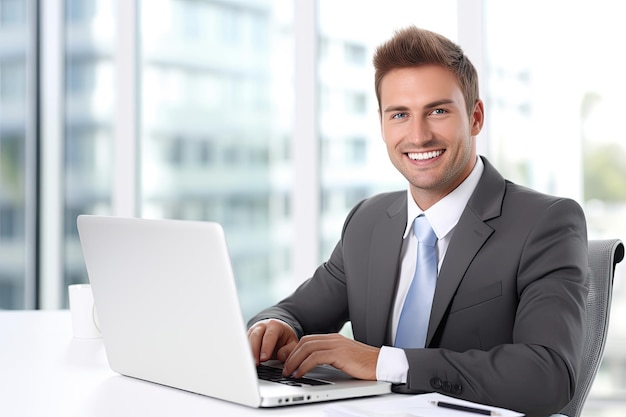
(247, 323), (268, 366)
(258, 320), (285, 363)
(275, 340), (297, 363)
(289, 345), (334, 378)
(283, 336), (330, 377)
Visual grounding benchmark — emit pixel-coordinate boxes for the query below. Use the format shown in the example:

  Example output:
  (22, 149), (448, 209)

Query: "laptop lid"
(76, 215), (390, 408)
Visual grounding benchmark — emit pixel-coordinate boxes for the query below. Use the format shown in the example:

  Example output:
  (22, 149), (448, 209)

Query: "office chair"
(552, 239), (624, 417)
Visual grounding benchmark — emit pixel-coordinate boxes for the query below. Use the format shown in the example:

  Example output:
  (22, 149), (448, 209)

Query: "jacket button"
(430, 378), (442, 389)
(442, 381), (452, 392)
(452, 384), (462, 395)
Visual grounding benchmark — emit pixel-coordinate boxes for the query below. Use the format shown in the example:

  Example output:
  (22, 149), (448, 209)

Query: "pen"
(429, 400), (501, 416)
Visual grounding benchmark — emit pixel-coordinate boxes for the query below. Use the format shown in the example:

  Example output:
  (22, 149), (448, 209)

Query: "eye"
(431, 108), (447, 115)
(392, 112), (408, 119)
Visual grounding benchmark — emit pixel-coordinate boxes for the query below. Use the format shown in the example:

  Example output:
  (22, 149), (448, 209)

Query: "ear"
(470, 99), (485, 136)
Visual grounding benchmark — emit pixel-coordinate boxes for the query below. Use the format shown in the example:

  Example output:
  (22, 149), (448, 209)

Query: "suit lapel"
(426, 157), (505, 346)
(365, 193), (407, 346)
(426, 209), (493, 344)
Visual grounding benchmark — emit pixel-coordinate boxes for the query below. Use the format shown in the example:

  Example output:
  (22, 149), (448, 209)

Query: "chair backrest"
(556, 239), (624, 417)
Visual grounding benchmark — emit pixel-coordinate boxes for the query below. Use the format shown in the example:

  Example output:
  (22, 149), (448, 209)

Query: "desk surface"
(0, 310), (395, 417)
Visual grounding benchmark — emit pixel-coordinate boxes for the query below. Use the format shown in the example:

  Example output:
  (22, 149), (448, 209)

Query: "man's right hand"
(247, 319), (299, 366)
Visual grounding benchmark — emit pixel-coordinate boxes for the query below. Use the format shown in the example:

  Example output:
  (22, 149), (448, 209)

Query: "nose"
(407, 118), (431, 146)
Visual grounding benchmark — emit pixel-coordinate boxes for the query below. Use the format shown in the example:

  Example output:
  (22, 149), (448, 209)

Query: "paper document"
(325, 392), (524, 417)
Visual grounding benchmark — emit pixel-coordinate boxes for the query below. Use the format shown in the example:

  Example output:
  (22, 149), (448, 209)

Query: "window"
(483, 0), (626, 411)
(0, 60), (25, 100)
(346, 137), (367, 165)
(0, 205), (19, 239)
(0, 0), (26, 26)
(0, 0), (33, 309)
(53, 0), (117, 306)
(139, 0), (294, 321)
(344, 42), (366, 66)
(65, 57), (96, 94)
(65, 0), (97, 23)
(345, 90), (367, 114)
(317, 0), (457, 259)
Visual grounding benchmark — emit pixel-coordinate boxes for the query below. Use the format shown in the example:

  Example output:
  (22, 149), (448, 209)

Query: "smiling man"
(247, 26), (588, 417)
(379, 65), (482, 210)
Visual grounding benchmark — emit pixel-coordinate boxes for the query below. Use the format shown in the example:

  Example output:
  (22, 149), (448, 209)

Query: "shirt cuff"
(376, 345), (409, 384)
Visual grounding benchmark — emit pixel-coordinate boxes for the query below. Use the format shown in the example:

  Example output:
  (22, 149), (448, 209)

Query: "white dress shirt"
(376, 157), (484, 384)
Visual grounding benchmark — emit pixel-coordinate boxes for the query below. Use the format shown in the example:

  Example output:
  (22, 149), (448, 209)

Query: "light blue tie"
(395, 215), (438, 348)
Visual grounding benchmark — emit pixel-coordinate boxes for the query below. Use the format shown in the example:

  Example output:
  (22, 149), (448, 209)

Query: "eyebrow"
(383, 99), (456, 113)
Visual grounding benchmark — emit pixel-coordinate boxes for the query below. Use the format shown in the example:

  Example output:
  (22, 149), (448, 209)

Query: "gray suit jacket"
(249, 157), (588, 417)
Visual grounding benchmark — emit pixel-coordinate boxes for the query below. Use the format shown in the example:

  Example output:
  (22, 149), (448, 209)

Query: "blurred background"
(1, 1), (625, 414)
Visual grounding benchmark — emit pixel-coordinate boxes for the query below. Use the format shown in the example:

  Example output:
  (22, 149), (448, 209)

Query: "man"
(247, 26), (588, 417)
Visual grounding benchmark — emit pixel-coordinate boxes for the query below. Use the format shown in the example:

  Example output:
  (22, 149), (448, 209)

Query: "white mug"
(68, 284), (101, 339)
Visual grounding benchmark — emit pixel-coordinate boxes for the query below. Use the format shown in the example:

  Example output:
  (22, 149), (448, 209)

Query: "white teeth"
(407, 150), (443, 160)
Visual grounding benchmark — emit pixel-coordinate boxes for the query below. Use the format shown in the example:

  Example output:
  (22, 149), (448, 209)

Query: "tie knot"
(413, 215), (437, 247)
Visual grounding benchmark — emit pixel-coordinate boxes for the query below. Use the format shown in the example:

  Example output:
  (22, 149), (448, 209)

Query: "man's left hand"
(281, 333), (380, 380)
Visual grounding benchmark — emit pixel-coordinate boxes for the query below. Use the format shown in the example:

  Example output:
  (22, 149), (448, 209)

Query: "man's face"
(379, 65), (484, 210)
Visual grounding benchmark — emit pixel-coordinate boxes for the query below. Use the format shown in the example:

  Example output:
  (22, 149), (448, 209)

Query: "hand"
(282, 333), (380, 381)
(247, 320), (299, 366)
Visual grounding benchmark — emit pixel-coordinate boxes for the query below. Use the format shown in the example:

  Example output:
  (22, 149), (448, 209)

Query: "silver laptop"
(76, 215), (391, 407)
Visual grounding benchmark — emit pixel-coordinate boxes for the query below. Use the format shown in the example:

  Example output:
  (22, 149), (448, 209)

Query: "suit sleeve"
(403, 198), (588, 417)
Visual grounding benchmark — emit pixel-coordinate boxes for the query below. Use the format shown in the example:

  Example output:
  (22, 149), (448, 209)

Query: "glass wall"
(139, 0), (294, 320)
(483, 0), (626, 412)
(0, 0), (35, 308)
(62, 0), (115, 305)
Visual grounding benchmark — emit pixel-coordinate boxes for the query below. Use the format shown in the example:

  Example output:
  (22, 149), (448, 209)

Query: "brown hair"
(373, 26), (479, 117)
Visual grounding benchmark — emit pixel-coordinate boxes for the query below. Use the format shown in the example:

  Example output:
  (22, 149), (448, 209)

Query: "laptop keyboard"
(257, 364), (331, 387)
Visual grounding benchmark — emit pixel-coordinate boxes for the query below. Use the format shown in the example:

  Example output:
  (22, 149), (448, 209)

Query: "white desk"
(0, 311), (395, 417)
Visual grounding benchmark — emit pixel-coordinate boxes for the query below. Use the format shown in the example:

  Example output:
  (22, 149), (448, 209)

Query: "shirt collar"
(403, 156), (484, 239)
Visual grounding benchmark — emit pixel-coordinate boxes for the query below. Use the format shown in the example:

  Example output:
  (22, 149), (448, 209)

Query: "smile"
(407, 150), (444, 160)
